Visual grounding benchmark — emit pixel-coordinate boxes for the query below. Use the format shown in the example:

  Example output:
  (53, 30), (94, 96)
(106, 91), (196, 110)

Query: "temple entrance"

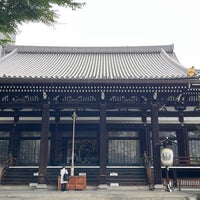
(61, 128), (99, 166)
(65, 139), (98, 165)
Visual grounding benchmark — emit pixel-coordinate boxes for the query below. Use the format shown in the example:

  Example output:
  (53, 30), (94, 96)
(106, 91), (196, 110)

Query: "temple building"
(0, 44), (200, 188)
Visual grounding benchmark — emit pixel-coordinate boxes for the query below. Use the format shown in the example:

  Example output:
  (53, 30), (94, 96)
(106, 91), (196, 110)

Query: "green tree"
(0, 0), (85, 45)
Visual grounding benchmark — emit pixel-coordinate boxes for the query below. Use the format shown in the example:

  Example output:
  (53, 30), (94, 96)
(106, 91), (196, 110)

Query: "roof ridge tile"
(5, 44), (174, 54)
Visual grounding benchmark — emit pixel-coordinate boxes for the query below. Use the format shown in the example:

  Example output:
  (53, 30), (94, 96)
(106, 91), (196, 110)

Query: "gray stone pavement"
(0, 185), (199, 200)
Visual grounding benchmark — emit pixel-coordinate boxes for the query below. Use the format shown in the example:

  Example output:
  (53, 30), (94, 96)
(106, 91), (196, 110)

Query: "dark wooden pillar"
(145, 127), (152, 158)
(99, 103), (108, 184)
(38, 103), (50, 184)
(141, 110), (151, 158)
(50, 128), (56, 165)
(141, 127), (151, 157)
(177, 127), (189, 159)
(9, 126), (20, 165)
(140, 128), (146, 158)
(151, 104), (162, 185)
(50, 126), (62, 165)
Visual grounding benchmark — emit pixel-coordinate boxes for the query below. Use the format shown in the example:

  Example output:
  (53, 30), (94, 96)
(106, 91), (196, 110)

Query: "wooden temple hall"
(0, 44), (200, 188)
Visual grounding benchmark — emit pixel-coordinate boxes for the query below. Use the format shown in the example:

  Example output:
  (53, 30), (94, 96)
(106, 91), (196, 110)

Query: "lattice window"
(19, 140), (40, 164)
(19, 140), (50, 165)
(0, 140), (9, 161)
(189, 140), (200, 158)
(108, 140), (140, 165)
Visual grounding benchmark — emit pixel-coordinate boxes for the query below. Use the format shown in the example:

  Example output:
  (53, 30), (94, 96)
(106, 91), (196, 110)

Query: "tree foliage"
(0, 0), (85, 45)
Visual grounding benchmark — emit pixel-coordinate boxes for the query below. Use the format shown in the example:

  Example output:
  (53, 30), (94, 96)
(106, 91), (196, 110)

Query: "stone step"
(0, 191), (194, 200)
(0, 185), (197, 200)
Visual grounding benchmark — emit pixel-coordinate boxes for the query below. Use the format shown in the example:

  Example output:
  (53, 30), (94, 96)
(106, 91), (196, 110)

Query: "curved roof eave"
(160, 48), (187, 72)
(0, 48), (18, 64)
(0, 76), (198, 85)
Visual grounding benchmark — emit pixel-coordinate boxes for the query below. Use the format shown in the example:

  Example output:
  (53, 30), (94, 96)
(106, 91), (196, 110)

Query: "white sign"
(110, 172), (118, 176)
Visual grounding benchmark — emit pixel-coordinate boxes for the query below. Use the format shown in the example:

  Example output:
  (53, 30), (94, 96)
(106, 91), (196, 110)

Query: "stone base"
(29, 183), (38, 187)
(36, 184), (47, 189)
(31, 184), (48, 190)
(97, 184), (109, 190)
(110, 183), (119, 187)
(154, 184), (164, 190)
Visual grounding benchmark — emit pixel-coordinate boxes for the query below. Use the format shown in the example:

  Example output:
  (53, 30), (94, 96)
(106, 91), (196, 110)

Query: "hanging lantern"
(161, 148), (173, 166)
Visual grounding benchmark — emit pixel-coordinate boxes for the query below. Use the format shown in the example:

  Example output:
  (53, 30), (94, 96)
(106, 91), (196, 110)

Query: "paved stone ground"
(0, 185), (198, 200)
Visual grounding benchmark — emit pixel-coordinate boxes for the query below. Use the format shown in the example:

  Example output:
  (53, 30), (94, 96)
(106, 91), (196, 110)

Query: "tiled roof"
(0, 44), (190, 81)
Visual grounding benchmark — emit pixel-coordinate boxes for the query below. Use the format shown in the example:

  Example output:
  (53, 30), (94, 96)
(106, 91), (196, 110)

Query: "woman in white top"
(60, 165), (68, 191)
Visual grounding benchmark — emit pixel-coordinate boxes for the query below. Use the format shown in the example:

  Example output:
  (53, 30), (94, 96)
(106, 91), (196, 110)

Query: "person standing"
(60, 165), (68, 191)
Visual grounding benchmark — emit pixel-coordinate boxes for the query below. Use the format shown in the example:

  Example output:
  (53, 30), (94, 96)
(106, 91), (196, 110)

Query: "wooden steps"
(47, 167), (100, 186)
(1, 168), (38, 185)
(1, 167), (100, 186)
(1, 166), (147, 186)
(106, 167), (147, 186)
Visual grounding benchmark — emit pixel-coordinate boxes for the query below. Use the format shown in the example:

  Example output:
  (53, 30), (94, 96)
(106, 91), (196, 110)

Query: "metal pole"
(71, 111), (77, 176)
(166, 166), (169, 188)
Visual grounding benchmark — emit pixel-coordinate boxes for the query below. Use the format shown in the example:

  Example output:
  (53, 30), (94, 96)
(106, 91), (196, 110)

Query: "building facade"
(0, 44), (200, 186)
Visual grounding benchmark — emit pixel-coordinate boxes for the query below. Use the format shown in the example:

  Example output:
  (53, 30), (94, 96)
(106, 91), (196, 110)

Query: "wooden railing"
(177, 178), (200, 190)
(0, 157), (17, 183)
(163, 178), (200, 190)
(0, 158), (10, 183)
(143, 156), (200, 166)
(144, 156), (200, 190)
(173, 157), (200, 166)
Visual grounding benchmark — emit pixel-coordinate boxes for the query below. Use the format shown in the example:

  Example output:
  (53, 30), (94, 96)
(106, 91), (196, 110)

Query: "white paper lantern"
(161, 148), (173, 166)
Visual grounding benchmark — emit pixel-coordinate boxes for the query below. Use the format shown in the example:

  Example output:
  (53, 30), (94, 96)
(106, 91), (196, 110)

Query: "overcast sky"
(16, 0), (200, 69)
